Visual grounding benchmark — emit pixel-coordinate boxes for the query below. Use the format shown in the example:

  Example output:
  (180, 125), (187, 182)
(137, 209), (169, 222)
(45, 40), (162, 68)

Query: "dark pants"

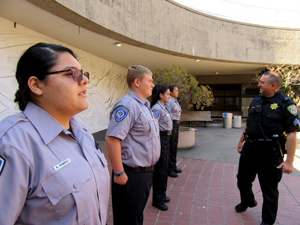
(168, 121), (180, 173)
(112, 168), (154, 225)
(153, 131), (171, 204)
(237, 141), (283, 224)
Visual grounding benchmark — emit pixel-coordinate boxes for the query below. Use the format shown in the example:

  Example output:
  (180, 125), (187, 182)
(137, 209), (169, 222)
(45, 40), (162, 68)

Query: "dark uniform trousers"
(153, 131), (171, 204)
(169, 120), (180, 173)
(237, 141), (283, 224)
(112, 168), (153, 225)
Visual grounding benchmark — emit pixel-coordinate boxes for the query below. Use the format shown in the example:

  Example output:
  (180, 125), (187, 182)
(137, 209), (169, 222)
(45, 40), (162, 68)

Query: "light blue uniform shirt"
(166, 97), (182, 120)
(151, 100), (173, 131)
(106, 90), (160, 167)
(0, 102), (109, 225)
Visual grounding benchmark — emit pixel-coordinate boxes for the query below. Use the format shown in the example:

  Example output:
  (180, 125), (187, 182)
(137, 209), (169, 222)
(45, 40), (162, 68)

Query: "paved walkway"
(97, 124), (300, 225)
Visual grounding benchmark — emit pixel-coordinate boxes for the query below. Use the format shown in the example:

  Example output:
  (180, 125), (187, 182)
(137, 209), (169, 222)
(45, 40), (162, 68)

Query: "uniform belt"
(160, 130), (172, 136)
(173, 120), (180, 124)
(123, 164), (154, 172)
(252, 138), (272, 142)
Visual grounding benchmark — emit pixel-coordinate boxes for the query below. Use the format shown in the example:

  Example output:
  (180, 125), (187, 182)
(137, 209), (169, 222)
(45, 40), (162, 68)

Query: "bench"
(180, 111), (213, 127)
(211, 111), (243, 118)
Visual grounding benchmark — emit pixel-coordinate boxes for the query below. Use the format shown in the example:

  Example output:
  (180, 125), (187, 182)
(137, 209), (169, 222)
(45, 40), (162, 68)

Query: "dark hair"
(151, 85), (169, 107)
(14, 43), (76, 111)
(169, 85), (178, 93)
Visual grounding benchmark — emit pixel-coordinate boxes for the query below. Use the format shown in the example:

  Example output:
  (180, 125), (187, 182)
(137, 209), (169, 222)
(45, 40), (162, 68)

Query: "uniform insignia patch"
(153, 110), (160, 119)
(270, 103), (278, 110)
(293, 118), (299, 126)
(0, 156), (6, 175)
(115, 106), (129, 122)
(287, 105), (298, 116)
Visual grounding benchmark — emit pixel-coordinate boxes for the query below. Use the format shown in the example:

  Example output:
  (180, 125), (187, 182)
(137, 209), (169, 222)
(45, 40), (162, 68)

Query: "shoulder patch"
(287, 105), (298, 116)
(0, 156), (6, 175)
(153, 110), (160, 119)
(115, 106), (129, 122)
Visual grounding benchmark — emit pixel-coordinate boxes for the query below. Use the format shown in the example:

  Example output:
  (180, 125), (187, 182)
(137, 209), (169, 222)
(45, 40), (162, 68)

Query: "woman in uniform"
(167, 85), (182, 178)
(0, 43), (109, 225)
(151, 85), (172, 211)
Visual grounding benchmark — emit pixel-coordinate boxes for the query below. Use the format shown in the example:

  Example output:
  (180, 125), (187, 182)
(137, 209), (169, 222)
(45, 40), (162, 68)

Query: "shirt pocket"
(41, 159), (93, 219)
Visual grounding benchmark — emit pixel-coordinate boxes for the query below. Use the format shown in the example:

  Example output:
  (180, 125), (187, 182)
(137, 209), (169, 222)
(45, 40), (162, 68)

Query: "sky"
(173, 0), (300, 28)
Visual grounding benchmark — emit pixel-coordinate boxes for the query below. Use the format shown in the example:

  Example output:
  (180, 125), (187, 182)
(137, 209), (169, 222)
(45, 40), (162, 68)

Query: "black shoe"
(164, 196), (170, 203)
(152, 203), (168, 211)
(174, 168), (182, 173)
(235, 200), (257, 213)
(168, 171), (178, 177)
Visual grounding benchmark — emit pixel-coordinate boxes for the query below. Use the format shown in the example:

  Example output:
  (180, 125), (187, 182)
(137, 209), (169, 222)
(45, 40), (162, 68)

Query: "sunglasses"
(46, 68), (90, 83)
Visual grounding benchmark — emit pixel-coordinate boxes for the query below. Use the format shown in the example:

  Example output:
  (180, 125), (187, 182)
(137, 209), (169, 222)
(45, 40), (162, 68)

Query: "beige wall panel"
(0, 17), (128, 133)
(30, 0), (300, 65)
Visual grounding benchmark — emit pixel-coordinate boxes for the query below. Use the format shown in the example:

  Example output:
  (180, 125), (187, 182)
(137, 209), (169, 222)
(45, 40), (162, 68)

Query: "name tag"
(166, 114), (170, 116)
(143, 111), (148, 115)
(53, 158), (71, 171)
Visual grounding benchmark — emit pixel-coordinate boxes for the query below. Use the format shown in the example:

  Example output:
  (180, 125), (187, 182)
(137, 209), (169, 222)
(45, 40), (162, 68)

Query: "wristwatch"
(114, 170), (125, 176)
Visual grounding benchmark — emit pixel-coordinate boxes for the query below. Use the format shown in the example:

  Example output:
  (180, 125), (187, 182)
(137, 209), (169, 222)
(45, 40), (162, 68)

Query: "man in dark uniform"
(235, 71), (299, 225)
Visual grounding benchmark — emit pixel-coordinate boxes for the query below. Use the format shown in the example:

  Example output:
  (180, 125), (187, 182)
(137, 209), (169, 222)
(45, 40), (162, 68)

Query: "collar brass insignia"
(270, 103), (278, 110)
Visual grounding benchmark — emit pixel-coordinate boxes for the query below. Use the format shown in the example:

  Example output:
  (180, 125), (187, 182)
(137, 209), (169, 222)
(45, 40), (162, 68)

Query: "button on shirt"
(151, 101), (173, 131)
(106, 91), (160, 167)
(0, 102), (109, 225)
(166, 97), (182, 120)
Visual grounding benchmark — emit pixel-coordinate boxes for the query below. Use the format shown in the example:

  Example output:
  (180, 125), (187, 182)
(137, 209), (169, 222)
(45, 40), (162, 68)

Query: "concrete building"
(1, 0), (300, 134)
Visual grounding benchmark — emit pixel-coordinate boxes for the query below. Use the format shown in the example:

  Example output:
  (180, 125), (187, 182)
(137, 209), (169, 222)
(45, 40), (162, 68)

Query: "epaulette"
(0, 113), (27, 139)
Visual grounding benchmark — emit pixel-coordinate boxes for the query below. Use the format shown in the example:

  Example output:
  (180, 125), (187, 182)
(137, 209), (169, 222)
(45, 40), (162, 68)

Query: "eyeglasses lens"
(72, 69), (90, 82)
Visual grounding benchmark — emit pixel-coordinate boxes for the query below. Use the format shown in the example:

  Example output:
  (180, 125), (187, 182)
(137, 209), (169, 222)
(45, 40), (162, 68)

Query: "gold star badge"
(270, 103), (278, 110)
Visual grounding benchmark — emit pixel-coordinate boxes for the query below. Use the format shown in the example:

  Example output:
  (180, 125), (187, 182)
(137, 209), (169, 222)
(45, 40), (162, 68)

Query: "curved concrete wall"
(0, 17), (128, 132)
(28, 0), (300, 65)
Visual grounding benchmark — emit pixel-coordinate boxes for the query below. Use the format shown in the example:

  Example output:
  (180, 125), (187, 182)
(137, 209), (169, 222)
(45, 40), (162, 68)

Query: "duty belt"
(123, 164), (154, 172)
(173, 120), (180, 124)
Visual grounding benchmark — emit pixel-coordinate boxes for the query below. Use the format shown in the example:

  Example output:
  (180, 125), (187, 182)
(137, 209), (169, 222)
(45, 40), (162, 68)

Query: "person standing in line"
(0, 43), (110, 225)
(105, 65), (160, 225)
(151, 85), (173, 211)
(235, 71), (299, 225)
(166, 85), (182, 178)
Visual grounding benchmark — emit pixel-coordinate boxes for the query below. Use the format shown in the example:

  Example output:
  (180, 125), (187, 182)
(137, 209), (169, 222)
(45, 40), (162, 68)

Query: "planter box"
(178, 126), (196, 150)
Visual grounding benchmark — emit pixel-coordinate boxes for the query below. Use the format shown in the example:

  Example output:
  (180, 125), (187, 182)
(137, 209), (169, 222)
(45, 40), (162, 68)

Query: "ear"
(28, 76), (43, 96)
(133, 78), (140, 88)
(160, 93), (164, 99)
(271, 83), (277, 90)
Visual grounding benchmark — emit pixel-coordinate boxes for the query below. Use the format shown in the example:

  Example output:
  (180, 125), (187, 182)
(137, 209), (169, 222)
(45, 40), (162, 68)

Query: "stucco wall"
(28, 0), (300, 65)
(0, 17), (128, 133)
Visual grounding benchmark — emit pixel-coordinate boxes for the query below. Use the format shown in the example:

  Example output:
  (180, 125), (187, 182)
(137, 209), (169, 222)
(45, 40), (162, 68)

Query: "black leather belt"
(123, 164), (154, 172)
(160, 130), (172, 136)
(173, 120), (180, 124)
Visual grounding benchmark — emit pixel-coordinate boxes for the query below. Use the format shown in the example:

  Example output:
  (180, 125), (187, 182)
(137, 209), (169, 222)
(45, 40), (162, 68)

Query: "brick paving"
(99, 145), (300, 225)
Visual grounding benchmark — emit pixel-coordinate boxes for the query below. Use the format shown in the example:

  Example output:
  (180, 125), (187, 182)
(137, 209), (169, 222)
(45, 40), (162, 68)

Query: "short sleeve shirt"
(246, 92), (300, 138)
(151, 100), (173, 131)
(106, 91), (160, 167)
(0, 102), (109, 225)
(166, 97), (182, 120)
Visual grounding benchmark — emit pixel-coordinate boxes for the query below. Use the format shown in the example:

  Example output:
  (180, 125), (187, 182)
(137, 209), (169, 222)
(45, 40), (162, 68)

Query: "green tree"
(258, 65), (300, 109)
(153, 64), (213, 110)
